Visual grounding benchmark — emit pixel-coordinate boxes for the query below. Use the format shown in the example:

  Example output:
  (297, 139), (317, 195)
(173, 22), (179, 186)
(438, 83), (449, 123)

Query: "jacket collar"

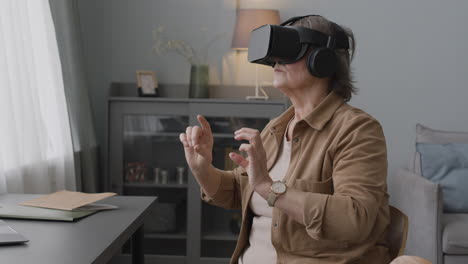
(269, 90), (345, 134)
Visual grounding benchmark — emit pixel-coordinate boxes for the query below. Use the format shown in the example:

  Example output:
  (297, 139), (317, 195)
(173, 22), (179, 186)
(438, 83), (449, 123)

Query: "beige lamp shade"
(231, 9), (280, 50)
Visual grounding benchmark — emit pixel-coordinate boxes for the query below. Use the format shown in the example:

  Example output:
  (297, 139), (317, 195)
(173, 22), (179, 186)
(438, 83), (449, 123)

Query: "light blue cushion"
(416, 143), (468, 213)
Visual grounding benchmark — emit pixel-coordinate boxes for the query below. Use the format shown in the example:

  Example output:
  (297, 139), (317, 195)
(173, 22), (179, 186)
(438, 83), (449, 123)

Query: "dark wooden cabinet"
(107, 92), (287, 264)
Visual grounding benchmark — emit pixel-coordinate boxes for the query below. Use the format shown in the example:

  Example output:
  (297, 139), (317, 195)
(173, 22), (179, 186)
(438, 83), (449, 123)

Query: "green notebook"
(0, 204), (97, 221)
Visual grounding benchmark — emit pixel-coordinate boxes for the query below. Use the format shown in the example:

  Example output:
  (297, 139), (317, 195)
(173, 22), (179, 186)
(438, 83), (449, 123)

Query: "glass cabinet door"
(199, 116), (271, 259)
(121, 114), (189, 258)
(108, 98), (286, 263)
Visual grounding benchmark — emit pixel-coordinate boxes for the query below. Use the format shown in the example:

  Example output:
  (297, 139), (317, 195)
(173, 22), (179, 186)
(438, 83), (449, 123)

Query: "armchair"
(391, 168), (468, 264)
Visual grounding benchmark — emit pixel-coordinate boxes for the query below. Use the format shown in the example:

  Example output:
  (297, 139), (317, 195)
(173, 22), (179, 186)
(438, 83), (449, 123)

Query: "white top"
(238, 117), (293, 264)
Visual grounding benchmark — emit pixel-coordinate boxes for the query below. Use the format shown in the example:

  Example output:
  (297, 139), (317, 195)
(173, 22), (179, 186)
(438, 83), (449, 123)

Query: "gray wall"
(77, 0), (468, 193)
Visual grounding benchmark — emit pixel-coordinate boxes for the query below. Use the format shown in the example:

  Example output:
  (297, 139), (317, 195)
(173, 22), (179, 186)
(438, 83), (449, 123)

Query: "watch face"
(272, 182), (286, 194)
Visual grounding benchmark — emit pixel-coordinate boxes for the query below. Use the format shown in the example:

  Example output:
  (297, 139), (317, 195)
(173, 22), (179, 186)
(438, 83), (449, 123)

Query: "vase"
(189, 64), (209, 98)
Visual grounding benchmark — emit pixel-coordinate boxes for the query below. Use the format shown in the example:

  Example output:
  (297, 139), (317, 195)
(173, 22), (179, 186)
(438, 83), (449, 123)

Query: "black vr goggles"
(248, 15), (350, 78)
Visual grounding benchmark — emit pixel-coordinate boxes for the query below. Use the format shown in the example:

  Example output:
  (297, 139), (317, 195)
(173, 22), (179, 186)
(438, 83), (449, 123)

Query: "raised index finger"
(197, 115), (212, 135)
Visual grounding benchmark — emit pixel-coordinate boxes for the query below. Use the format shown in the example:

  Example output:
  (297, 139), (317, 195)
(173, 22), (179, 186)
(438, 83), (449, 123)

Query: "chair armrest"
(389, 168), (442, 264)
(390, 255), (432, 264)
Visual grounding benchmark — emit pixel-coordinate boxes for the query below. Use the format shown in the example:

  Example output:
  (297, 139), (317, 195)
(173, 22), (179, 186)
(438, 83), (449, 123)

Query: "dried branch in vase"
(151, 25), (226, 66)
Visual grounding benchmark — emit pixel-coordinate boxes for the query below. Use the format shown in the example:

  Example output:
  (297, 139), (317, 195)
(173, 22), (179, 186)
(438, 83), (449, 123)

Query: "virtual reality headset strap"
(281, 15), (350, 50)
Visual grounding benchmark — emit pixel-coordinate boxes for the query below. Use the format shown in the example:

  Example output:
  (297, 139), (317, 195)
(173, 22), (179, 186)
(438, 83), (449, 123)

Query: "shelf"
(202, 231), (238, 241)
(124, 131), (182, 137)
(111, 254), (186, 264)
(200, 257), (231, 264)
(124, 183), (188, 188)
(146, 231), (187, 240)
(123, 132), (243, 139)
(212, 133), (235, 138)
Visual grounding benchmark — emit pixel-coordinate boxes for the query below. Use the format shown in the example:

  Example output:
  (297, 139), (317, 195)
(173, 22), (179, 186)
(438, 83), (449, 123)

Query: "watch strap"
(267, 192), (279, 207)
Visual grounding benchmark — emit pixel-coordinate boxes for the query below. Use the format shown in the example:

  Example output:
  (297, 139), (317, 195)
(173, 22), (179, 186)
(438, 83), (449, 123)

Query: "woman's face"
(272, 55), (317, 92)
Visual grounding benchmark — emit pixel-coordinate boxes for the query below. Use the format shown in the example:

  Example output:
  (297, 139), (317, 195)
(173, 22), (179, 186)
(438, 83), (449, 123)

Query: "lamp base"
(245, 84), (269, 101)
(245, 64), (270, 101)
(246, 95), (269, 100)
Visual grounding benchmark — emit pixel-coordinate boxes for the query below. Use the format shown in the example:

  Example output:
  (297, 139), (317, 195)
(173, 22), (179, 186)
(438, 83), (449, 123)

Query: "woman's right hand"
(179, 115), (214, 174)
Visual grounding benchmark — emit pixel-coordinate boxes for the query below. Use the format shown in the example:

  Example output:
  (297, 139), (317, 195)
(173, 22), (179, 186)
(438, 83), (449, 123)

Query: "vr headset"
(248, 15), (350, 78)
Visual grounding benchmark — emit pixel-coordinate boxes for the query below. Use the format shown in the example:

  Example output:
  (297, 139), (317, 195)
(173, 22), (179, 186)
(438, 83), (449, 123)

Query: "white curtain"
(0, 0), (76, 194)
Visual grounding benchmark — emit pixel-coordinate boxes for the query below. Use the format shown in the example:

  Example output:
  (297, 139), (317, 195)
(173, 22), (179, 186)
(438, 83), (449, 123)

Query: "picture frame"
(136, 70), (160, 97)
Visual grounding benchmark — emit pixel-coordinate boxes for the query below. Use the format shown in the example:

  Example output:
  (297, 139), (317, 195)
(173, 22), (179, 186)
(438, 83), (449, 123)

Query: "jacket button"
(293, 137), (299, 142)
(274, 223), (278, 227)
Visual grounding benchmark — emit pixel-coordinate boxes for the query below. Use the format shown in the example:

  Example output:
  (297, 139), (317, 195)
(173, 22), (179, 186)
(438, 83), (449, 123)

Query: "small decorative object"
(136, 70), (160, 97)
(176, 166), (186, 184)
(153, 167), (161, 184)
(125, 162), (147, 182)
(152, 26), (226, 98)
(160, 169), (169, 184)
(229, 212), (242, 234)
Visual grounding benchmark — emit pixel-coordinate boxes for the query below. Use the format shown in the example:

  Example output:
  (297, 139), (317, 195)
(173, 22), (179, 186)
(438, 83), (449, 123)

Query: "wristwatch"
(267, 180), (287, 207)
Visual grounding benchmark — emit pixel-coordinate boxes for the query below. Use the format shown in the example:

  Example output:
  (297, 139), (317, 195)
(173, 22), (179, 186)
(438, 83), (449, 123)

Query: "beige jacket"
(201, 90), (391, 264)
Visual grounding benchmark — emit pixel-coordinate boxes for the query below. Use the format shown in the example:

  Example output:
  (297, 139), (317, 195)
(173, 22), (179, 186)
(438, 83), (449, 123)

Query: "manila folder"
(19, 190), (116, 211)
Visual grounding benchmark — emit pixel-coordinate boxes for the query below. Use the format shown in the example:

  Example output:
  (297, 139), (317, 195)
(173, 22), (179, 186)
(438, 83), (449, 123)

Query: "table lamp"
(232, 9), (280, 100)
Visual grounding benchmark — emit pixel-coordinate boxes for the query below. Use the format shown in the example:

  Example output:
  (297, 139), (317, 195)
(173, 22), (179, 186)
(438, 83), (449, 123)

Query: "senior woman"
(180, 15), (390, 264)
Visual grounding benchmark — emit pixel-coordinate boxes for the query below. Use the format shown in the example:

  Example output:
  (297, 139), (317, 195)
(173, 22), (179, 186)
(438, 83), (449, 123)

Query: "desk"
(0, 194), (157, 264)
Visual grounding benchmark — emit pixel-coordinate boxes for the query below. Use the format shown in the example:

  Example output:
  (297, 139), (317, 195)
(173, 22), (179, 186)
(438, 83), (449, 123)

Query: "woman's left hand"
(230, 128), (272, 190)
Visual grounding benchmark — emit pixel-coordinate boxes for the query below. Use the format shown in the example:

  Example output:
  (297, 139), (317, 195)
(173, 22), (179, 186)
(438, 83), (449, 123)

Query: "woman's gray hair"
(293, 15), (357, 102)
